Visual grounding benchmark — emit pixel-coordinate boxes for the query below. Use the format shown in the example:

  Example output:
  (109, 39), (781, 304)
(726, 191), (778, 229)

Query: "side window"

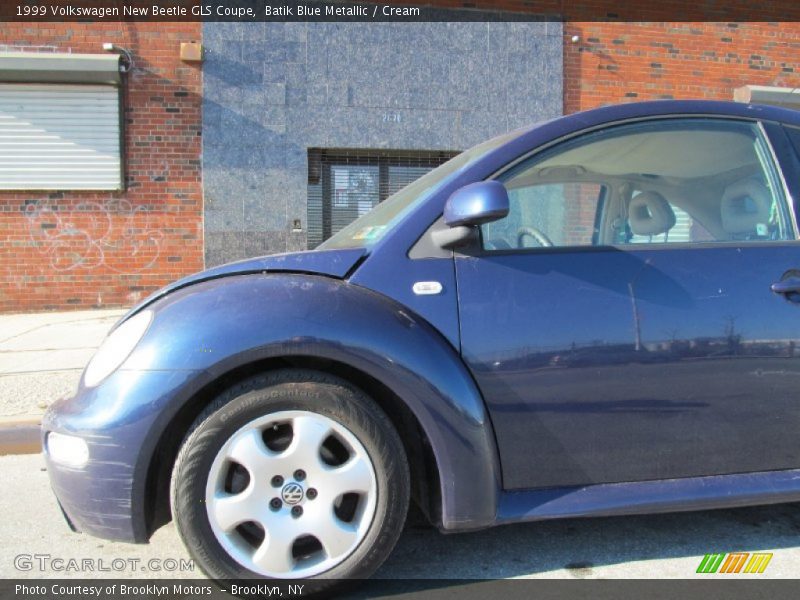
(481, 119), (792, 251)
(484, 182), (606, 250)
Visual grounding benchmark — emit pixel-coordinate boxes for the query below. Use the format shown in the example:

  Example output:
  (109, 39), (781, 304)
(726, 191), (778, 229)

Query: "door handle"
(771, 278), (800, 295)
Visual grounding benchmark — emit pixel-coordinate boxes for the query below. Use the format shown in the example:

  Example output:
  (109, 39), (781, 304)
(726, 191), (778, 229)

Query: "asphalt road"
(2, 453), (800, 584)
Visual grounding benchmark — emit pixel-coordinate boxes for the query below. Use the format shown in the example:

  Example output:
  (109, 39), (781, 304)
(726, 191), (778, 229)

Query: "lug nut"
(306, 488), (317, 500)
(270, 475), (284, 487)
(270, 497), (282, 510)
(294, 469), (306, 481)
(291, 506), (303, 517)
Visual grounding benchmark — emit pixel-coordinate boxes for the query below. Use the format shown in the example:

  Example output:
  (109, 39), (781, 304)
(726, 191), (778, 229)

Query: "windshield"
(319, 131), (520, 250)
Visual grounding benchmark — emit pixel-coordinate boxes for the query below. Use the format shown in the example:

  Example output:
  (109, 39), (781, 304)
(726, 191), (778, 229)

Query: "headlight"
(83, 310), (153, 387)
(46, 432), (89, 468)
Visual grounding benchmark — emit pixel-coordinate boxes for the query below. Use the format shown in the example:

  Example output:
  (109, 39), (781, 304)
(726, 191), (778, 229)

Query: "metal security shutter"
(0, 83), (122, 190)
(307, 148), (459, 248)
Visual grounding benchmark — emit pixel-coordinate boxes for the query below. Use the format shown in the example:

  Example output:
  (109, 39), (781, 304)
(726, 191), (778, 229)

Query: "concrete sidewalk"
(0, 308), (125, 453)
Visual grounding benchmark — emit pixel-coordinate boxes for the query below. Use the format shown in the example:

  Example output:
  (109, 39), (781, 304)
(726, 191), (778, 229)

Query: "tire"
(170, 369), (410, 591)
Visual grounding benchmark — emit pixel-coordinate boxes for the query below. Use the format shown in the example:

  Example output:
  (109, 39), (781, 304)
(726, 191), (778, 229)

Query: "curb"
(0, 417), (41, 456)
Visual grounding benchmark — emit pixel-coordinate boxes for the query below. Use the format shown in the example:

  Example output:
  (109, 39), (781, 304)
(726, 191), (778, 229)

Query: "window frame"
(469, 116), (798, 257)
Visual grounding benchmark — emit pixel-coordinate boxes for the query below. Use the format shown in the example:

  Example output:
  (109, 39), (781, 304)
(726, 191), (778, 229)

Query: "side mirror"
(443, 181), (510, 227)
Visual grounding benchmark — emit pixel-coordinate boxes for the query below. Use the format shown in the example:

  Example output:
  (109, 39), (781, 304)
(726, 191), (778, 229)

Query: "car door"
(455, 117), (800, 490)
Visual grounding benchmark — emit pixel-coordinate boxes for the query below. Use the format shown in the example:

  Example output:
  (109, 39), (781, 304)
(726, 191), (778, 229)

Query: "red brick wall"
(0, 22), (202, 312)
(563, 21), (800, 113)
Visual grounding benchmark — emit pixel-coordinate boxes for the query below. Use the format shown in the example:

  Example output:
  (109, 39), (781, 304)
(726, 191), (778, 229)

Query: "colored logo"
(696, 552), (772, 574)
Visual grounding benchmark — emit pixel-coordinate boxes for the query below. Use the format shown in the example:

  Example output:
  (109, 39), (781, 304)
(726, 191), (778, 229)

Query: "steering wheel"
(517, 226), (554, 248)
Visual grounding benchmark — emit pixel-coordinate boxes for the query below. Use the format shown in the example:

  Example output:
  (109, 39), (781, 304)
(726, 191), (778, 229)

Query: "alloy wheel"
(205, 410), (378, 578)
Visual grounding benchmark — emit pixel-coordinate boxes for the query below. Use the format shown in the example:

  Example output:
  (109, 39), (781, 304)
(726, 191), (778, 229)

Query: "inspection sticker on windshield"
(352, 226), (386, 241)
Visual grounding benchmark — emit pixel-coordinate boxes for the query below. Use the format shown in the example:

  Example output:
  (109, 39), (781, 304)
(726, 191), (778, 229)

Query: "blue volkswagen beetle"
(44, 100), (800, 586)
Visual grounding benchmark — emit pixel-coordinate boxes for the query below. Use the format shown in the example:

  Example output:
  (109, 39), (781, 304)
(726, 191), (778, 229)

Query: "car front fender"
(124, 273), (501, 531)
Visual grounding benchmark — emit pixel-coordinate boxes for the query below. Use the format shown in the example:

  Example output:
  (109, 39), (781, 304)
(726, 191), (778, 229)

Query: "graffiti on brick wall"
(24, 200), (164, 272)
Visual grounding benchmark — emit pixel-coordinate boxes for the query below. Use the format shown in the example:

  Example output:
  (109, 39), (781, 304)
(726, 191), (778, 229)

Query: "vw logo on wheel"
(281, 482), (304, 505)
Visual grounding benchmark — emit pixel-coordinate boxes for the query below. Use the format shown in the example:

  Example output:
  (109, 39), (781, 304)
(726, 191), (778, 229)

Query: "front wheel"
(170, 370), (410, 587)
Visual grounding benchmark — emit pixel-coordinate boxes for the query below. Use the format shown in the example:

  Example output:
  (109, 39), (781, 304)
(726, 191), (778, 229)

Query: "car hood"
(119, 248), (367, 323)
